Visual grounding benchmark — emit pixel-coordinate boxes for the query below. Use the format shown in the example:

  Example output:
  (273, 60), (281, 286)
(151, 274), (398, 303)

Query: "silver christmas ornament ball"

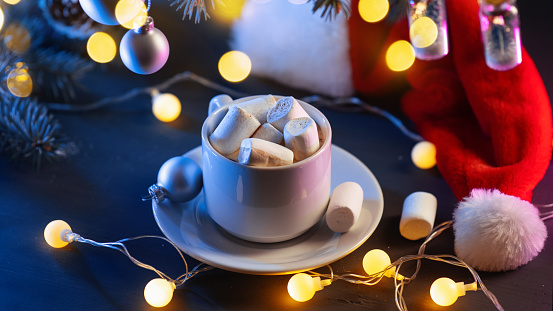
(78, 0), (119, 25)
(157, 156), (203, 203)
(120, 16), (170, 75)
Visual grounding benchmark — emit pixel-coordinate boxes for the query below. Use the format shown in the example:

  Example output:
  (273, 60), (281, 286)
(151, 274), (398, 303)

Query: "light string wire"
(303, 221), (504, 311)
(44, 71), (422, 142)
(64, 231), (213, 287)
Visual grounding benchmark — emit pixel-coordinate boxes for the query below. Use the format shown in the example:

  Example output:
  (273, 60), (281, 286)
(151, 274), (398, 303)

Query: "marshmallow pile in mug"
(209, 95), (322, 167)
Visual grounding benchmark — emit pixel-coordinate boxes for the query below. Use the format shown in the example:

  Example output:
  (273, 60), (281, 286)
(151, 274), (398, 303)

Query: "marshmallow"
(400, 192), (437, 240)
(284, 117), (320, 162)
(209, 106), (261, 155)
(252, 123), (284, 145)
(238, 138), (294, 167)
(267, 96), (310, 132)
(231, 95), (276, 124)
(326, 182), (364, 233)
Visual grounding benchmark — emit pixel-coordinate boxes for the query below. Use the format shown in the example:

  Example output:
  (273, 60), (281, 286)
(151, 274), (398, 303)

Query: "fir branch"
(170, 0), (214, 23)
(311, 0), (351, 21)
(0, 95), (68, 169)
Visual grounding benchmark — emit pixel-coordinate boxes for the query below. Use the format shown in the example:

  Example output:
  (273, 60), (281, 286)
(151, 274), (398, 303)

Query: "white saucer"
(152, 145), (383, 275)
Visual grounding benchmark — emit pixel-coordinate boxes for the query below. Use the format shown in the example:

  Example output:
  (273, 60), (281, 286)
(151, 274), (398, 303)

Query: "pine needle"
(170, 0), (213, 23)
(311, 0), (351, 21)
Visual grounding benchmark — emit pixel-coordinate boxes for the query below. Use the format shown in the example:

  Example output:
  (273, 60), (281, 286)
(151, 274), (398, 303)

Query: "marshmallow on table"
(238, 138), (294, 167)
(267, 96), (310, 132)
(326, 182), (364, 233)
(284, 117), (320, 162)
(231, 94), (276, 124)
(252, 123), (284, 145)
(400, 192), (437, 240)
(209, 106), (261, 156)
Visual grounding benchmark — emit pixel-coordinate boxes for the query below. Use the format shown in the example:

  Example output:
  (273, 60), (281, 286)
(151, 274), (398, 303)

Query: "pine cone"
(39, 0), (101, 39)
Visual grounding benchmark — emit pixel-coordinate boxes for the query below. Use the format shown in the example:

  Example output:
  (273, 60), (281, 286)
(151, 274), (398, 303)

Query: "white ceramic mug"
(201, 95), (332, 243)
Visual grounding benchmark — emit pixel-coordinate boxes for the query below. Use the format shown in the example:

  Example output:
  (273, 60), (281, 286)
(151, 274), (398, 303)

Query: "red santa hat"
(231, 0), (552, 272)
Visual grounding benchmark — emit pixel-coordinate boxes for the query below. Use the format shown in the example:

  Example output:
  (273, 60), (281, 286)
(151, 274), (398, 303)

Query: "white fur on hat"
(453, 189), (547, 272)
(230, 1), (354, 97)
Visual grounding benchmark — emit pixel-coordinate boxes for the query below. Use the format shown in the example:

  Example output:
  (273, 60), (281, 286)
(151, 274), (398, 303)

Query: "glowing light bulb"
(386, 40), (415, 72)
(362, 249), (404, 280)
(0, 8), (5, 32)
(430, 277), (477, 307)
(44, 220), (72, 248)
(87, 32), (117, 63)
(218, 50), (252, 83)
(359, 0), (389, 23)
(144, 278), (176, 308)
(212, 0), (246, 22)
(7, 63), (32, 98)
(3, 0), (20, 5)
(116, 0), (147, 29)
(4, 23), (31, 54)
(287, 273), (331, 302)
(411, 141), (436, 169)
(409, 16), (438, 48)
(152, 92), (181, 122)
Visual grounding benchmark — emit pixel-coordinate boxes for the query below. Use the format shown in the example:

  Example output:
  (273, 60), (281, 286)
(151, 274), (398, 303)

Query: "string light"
(363, 249), (404, 281)
(287, 273), (331, 302)
(116, 0), (148, 29)
(218, 50), (252, 83)
(144, 278), (176, 308)
(44, 220), (72, 248)
(87, 32), (117, 63)
(7, 62), (33, 98)
(359, 0), (389, 23)
(411, 140), (437, 169)
(385, 40), (415, 72)
(212, 0), (246, 22)
(4, 23), (31, 54)
(2, 0), (20, 5)
(409, 16), (438, 48)
(151, 91), (182, 122)
(430, 277), (478, 306)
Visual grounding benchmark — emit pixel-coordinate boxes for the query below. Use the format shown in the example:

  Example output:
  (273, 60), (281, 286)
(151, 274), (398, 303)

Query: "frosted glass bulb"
(44, 220), (72, 248)
(411, 141), (437, 169)
(152, 93), (181, 122)
(362, 249), (403, 280)
(287, 273), (331, 302)
(144, 278), (175, 308)
(430, 278), (477, 306)
(385, 40), (415, 72)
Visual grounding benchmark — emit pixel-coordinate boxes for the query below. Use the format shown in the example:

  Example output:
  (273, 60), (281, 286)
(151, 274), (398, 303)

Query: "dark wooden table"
(2, 1), (552, 310)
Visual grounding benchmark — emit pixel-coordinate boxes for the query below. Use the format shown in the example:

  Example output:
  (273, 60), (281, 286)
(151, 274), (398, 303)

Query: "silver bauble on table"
(148, 156), (203, 204)
(120, 16), (170, 75)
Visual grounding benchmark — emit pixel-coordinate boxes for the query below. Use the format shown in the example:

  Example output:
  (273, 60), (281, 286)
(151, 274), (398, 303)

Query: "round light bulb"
(144, 278), (176, 308)
(385, 40), (415, 72)
(3, 0), (21, 5)
(44, 220), (72, 248)
(116, 0), (147, 29)
(359, 0), (389, 23)
(218, 50), (252, 83)
(7, 63), (33, 98)
(87, 32), (117, 63)
(409, 16), (438, 48)
(0, 7), (5, 32)
(430, 278), (478, 307)
(287, 273), (331, 302)
(152, 93), (181, 122)
(411, 141), (437, 169)
(362, 249), (403, 280)
(212, 0), (246, 22)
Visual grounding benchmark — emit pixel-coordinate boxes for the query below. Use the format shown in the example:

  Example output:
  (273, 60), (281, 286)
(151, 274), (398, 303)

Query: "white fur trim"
(230, 1), (354, 97)
(453, 189), (547, 272)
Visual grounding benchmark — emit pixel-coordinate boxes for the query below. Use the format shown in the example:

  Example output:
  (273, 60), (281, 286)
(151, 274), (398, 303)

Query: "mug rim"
(201, 95), (332, 170)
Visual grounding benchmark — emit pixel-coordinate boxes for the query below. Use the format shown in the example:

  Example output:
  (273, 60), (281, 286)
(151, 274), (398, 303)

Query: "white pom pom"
(453, 189), (547, 272)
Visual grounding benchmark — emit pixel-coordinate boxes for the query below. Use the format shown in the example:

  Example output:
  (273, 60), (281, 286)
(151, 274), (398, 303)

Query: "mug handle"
(208, 94), (233, 116)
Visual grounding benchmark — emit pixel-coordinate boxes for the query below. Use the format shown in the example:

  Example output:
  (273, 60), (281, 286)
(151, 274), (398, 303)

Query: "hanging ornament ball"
(157, 156), (203, 203)
(411, 140), (436, 169)
(78, 0), (120, 25)
(120, 16), (170, 75)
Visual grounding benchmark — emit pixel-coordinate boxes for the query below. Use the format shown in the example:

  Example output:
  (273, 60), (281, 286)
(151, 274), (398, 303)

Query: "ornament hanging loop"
(142, 184), (167, 203)
(134, 15), (154, 33)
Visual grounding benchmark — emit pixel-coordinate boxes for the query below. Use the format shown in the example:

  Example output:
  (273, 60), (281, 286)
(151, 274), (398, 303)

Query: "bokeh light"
(411, 140), (437, 169)
(116, 0), (147, 29)
(152, 93), (182, 122)
(0, 7), (4, 32)
(385, 40), (415, 72)
(430, 278), (460, 306)
(410, 16), (438, 48)
(359, 0), (389, 23)
(87, 32), (117, 63)
(212, 0), (246, 22)
(7, 62), (33, 98)
(4, 23), (31, 54)
(3, 0), (21, 5)
(218, 50), (252, 82)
